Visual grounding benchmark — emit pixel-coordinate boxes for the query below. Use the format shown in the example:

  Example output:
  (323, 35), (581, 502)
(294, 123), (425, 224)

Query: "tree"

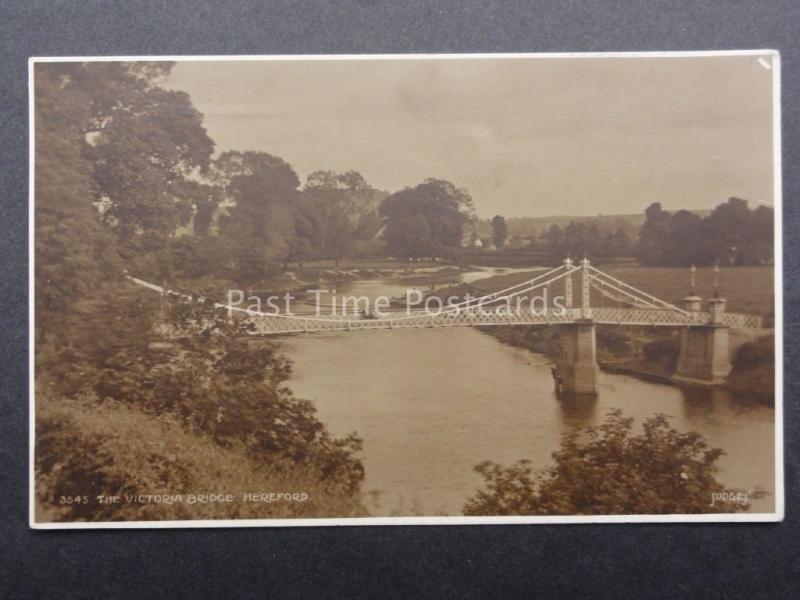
(464, 410), (750, 515)
(380, 178), (475, 259)
(491, 215), (508, 249)
(33, 64), (121, 339)
(542, 224), (564, 256)
(665, 210), (705, 266)
(299, 170), (379, 266)
(282, 235), (314, 269)
(636, 202), (672, 266)
(703, 197), (773, 266)
(634, 198), (773, 267)
(45, 62), (216, 245)
(213, 151), (300, 282)
(383, 214), (434, 259)
(40, 283), (365, 498)
(605, 227), (633, 258)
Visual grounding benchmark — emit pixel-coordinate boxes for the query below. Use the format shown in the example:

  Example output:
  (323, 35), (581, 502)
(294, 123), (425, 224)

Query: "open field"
(434, 265), (775, 319)
(297, 259), (448, 271)
(603, 265), (774, 317)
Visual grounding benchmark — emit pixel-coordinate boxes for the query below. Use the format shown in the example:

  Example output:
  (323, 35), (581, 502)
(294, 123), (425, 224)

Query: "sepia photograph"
(30, 52), (782, 527)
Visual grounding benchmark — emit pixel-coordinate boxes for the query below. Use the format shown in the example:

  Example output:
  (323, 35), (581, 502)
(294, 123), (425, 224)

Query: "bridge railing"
(590, 308), (708, 326)
(720, 313), (763, 329)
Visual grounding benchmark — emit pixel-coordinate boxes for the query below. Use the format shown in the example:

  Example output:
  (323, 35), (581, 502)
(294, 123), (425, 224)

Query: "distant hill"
(476, 210), (712, 242)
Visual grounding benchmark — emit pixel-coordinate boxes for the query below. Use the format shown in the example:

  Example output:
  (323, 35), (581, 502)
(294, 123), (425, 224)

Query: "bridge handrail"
(129, 267), (582, 326)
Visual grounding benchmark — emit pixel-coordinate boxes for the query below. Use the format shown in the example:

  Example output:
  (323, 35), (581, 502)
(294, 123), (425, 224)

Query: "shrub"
(728, 335), (774, 400)
(35, 284), (366, 517)
(464, 410), (752, 515)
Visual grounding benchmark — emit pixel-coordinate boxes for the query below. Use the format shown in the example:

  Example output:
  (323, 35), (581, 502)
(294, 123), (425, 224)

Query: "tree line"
(482, 198), (773, 266)
(38, 63), (480, 301)
(635, 199), (773, 267)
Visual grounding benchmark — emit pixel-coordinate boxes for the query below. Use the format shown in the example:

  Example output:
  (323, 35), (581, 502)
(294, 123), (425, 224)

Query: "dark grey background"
(1, 1), (797, 597)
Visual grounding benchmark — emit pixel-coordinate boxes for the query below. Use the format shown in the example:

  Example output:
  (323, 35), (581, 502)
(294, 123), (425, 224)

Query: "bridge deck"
(235, 307), (761, 336)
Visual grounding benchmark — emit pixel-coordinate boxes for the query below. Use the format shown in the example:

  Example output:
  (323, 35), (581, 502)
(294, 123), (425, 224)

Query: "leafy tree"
(636, 202), (672, 266)
(33, 64), (121, 339)
(168, 235), (225, 279)
(298, 170), (381, 266)
(383, 214), (434, 259)
(40, 284), (365, 495)
(191, 181), (225, 237)
(664, 210), (705, 266)
(44, 62), (216, 245)
(703, 197), (773, 266)
(634, 198), (773, 267)
(282, 235), (315, 269)
(605, 227), (633, 258)
(541, 224), (564, 256)
(380, 178), (475, 259)
(213, 151), (300, 282)
(491, 215), (508, 249)
(464, 410), (749, 515)
(33, 62), (368, 521)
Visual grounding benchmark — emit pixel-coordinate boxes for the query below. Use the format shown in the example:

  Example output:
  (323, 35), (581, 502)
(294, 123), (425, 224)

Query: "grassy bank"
(428, 269), (545, 304)
(35, 394), (367, 522)
(434, 264), (774, 318)
(602, 265), (774, 317)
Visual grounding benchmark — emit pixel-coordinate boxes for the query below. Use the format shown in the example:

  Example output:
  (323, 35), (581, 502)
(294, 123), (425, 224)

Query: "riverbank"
(160, 260), (479, 308)
(460, 264), (776, 402)
(482, 323), (774, 403)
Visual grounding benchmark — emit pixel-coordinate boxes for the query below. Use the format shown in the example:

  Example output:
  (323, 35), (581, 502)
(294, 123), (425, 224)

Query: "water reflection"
(556, 392), (598, 425)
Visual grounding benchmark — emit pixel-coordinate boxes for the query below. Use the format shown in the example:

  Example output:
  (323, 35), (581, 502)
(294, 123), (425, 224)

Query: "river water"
(281, 268), (775, 516)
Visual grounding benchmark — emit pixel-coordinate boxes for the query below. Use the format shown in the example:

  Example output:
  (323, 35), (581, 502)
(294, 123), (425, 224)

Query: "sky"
(164, 55), (776, 219)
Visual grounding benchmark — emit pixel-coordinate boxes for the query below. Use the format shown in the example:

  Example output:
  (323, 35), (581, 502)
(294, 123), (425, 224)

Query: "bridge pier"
(557, 319), (598, 396)
(673, 297), (731, 386)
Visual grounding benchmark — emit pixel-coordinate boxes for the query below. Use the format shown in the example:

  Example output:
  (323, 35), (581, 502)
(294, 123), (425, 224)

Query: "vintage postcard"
(29, 52), (783, 528)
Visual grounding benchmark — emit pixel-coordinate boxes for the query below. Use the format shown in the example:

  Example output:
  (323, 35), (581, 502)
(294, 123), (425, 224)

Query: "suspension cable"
(588, 267), (688, 314)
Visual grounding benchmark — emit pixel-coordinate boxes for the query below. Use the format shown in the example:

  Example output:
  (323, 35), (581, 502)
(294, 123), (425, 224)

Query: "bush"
(464, 410), (753, 515)
(728, 335), (774, 400)
(35, 285), (366, 519)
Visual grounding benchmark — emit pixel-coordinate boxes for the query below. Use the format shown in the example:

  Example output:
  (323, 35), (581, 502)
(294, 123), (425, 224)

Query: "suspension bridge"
(130, 257), (765, 395)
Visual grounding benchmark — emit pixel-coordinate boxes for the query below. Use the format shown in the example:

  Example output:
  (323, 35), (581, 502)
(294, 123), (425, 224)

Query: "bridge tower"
(557, 258), (598, 395)
(673, 265), (731, 385)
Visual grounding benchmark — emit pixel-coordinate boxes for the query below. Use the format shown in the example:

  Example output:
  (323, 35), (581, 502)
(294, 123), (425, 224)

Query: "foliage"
(40, 62), (215, 244)
(491, 215), (508, 249)
(35, 394), (366, 522)
(381, 178), (475, 259)
(728, 335), (775, 400)
(295, 170), (383, 267)
(33, 65), (122, 338)
(37, 286), (364, 497)
(535, 221), (633, 259)
(636, 199), (773, 267)
(464, 410), (747, 515)
(213, 150), (300, 282)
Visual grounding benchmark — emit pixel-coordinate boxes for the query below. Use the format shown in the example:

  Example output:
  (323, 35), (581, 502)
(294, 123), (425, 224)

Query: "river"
(280, 268), (775, 516)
